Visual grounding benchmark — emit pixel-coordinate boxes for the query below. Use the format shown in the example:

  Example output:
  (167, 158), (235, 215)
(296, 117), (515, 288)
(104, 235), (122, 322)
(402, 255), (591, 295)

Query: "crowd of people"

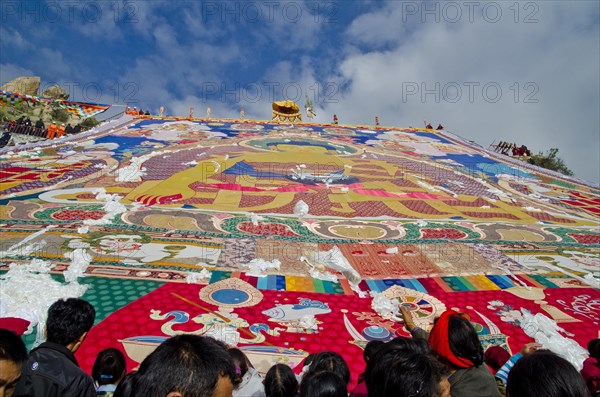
(125, 107), (151, 116)
(494, 142), (532, 157)
(1, 116), (84, 147)
(1, 298), (598, 397)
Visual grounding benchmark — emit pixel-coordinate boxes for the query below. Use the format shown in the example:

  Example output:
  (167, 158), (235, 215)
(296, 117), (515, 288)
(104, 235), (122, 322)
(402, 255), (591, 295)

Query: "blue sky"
(1, 1), (599, 184)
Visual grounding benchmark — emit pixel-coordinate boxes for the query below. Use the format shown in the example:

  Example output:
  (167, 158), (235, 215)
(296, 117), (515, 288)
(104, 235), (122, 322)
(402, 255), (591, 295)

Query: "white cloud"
(117, 35), (240, 115)
(257, 0), (328, 50)
(347, 2), (417, 48)
(36, 48), (75, 80)
(320, 2), (600, 184)
(126, 1), (167, 38)
(240, 58), (325, 121)
(0, 63), (36, 86)
(75, 2), (125, 41)
(0, 28), (29, 49)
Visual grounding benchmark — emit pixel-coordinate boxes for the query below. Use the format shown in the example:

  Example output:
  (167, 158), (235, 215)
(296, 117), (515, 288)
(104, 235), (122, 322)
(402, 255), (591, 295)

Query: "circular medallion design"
(362, 326), (392, 341)
(380, 285), (446, 329)
(211, 289), (250, 305)
(200, 278), (263, 308)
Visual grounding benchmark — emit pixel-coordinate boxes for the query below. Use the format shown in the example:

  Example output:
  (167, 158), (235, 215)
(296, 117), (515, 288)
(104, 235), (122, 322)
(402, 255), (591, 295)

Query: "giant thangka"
(1, 115), (598, 383)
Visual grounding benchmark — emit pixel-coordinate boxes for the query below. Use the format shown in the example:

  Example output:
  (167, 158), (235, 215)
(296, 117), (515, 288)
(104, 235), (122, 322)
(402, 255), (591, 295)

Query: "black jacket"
(14, 342), (96, 397)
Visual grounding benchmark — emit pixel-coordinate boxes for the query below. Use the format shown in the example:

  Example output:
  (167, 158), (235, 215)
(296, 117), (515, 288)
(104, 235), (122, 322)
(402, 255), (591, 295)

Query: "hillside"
(0, 76), (99, 130)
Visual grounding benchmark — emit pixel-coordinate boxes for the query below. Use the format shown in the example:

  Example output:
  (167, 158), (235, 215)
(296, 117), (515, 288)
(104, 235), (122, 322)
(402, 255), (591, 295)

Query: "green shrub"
(0, 108), (9, 123)
(50, 108), (69, 123)
(527, 148), (574, 176)
(79, 117), (100, 131)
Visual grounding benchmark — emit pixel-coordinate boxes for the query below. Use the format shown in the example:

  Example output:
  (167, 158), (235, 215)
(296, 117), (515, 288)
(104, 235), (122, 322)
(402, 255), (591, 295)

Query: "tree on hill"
(527, 148), (574, 176)
(0, 107), (10, 123)
(50, 108), (70, 123)
(79, 117), (100, 131)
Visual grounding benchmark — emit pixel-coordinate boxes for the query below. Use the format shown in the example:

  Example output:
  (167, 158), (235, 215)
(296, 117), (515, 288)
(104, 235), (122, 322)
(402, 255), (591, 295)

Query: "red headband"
(428, 310), (475, 369)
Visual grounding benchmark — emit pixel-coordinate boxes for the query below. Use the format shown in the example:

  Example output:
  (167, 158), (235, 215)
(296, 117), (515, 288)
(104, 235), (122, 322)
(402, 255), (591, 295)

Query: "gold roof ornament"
(271, 100), (302, 123)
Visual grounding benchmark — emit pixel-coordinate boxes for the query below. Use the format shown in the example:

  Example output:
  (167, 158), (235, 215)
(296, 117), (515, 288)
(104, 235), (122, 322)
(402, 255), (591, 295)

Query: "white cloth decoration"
(519, 309), (588, 371)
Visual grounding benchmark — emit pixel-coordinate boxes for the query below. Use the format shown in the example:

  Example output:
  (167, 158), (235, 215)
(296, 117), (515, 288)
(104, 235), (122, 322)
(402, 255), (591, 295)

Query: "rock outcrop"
(41, 85), (69, 100)
(1, 76), (41, 96)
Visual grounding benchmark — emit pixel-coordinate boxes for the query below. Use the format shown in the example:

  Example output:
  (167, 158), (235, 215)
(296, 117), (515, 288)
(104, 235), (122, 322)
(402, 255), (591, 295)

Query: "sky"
(1, 0), (599, 184)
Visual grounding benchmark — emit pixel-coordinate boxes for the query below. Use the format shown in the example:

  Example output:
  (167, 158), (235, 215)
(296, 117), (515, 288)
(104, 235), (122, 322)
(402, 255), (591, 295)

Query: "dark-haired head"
(0, 328), (28, 397)
(305, 351), (350, 385)
(428, 311), (483, 369)
(365, 337), (432, 384)
(114, 371), (137, 397)
(363, 340), (385, 363)
(92, 348), (127, 386)
(506, 350), (590, 397)
(447, 314), (483, 366)
(366, 342), (448, 397)
(133, 335), (235, 397)
(228, 348), (252, 386)
(0, 328), (27, 365)
(388, 336), (431, 355)
(300, 371), (347, 397)
(46, 298), (95, 348)
(588, 338), (600, 360)
(264, 364), (298, 397)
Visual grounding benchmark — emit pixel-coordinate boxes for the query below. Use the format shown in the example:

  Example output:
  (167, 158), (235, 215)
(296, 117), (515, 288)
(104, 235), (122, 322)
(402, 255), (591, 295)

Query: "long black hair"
(264, 364), (298, 397)
(366, 341), (446, 397)
(507, 350), (590, 397)
(114, 371), (138, 397)
(92, 348), (127, 386)
(447, 314), (484, 366)
(304, 351), (350, 385)
(300, 371), (347, 397)
(228, 347), (252, 386)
